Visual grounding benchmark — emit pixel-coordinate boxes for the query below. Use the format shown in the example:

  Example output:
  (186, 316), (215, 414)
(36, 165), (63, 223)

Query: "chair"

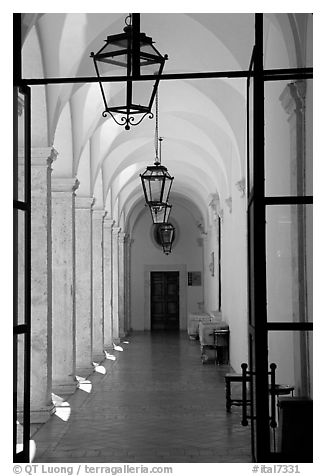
(224, 373), (294, 412)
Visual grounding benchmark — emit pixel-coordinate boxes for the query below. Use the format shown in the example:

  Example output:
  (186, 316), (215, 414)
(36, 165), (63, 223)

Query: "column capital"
(103, 217), (115, 229)
(280, 80), (306, 118)
(112, 226), (121, 236)
(18, 147), (58, 167)
(119, 232), (127, 243)
(235, 177), (246, 198)
(209, 192), (224, 221)
(75, 196), (95, 209)
(52, 177), (79, 193)
(196, 223), (207, 236)
(92, 209), (107, 221)
(18, 94), (24, 116)
(225, 196), (232, 213)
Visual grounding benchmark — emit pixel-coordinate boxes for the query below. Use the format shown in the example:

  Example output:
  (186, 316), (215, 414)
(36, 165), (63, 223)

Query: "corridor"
(32, 332), (251, 463)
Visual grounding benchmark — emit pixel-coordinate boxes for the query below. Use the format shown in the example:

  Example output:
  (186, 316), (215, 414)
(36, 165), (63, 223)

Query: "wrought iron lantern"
(140, 160), (173, 204)
(149, 202), (172, 224)
(140, 134), (173, 207)
(140, 89), (174, 214)
(90, 13), (168, 130)
(159, 223), (175, 255)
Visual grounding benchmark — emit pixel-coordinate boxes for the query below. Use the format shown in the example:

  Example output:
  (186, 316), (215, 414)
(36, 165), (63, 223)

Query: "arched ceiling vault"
(126, 191), (206, 239)
(21, 13), (306, 231)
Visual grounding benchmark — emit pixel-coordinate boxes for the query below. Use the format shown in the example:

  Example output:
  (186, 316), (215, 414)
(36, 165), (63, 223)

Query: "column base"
(30, 403), (56, 424)
(103, 340), (114, 349)
(52, 379), (77, 397)
(76, 365), (94, 379)
(92, 352), (106, 364)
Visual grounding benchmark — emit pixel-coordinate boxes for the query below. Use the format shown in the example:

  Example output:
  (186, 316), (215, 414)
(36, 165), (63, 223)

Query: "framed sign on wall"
(188, 272), (202, 286)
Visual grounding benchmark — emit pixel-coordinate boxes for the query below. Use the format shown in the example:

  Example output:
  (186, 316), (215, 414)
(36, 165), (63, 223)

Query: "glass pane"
(266, 204), (312, 323)
(96, 56), (127, 76)
(131, 78), (156, 112)
(16, 334), (25, 454)
(103, 81), (125, 112)
(16, 90), (25, 202)
(16, 209), (25, 326)
(268, 330), (313, 395)
(247, 75), (254, 194)
(263, 14), (312, 69)
(248, 203), (255, 327)
(268, 330), (313, 458)
(265, 79), (312, 197)
(101, 37), (128, 59)
(249, 335), (257, 461)
(160, 13), (254, 74)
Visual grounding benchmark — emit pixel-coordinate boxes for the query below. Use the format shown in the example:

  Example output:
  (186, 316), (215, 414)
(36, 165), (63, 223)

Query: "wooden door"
(151, 272), (179, 331)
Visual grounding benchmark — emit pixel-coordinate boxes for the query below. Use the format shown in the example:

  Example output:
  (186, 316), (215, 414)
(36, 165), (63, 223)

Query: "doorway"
(150, 272), (179, 331)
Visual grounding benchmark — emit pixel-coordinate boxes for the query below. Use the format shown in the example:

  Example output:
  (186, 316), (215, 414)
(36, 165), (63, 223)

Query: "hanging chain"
(154, 89), (159, 163)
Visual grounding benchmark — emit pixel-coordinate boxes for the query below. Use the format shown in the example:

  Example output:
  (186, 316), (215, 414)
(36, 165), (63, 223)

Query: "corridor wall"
(130, 203), (204, 331)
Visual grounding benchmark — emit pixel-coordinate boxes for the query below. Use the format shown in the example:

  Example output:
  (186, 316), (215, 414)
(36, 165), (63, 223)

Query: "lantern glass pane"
(96, 56), (127, 78)
(95, 35), (129, 72)
(150, 204), (171, 224)
(140, 41), (157, 55)
(161, 176), (172, 203)
(142, 177), (151, 202)
(131, 78), (157, 113)
(160, 226), (174, 245)
(101, 37), (128, 57)
(101, 82), (126, 113)
(149, 176), (164, 202)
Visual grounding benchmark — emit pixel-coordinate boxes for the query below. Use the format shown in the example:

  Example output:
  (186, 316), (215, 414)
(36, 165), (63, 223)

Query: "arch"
(22, 25), (49, 147)
(52, 101), (74, 177)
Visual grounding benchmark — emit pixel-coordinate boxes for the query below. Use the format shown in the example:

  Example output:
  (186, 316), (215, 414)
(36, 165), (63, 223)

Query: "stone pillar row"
(26, 147), (130, 424)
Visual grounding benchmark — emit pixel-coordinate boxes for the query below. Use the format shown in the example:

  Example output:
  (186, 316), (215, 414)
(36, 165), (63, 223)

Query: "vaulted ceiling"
(21, 13), (302, 231)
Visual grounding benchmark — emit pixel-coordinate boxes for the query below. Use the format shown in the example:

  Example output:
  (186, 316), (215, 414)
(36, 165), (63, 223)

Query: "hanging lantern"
(140, 93), (174, 211)
(90, 13), (168, 130)
(149, 202), (172, 224)
(140, 161), (173, 207)
(159, 223), (175, 255)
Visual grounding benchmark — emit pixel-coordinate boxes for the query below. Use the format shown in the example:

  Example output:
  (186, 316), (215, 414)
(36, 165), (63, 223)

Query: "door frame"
(144, 264), (187, 331)
(13, 84), (31, 462)
(15, 12), (313, 463)
(150, 271), (180, 331)
(246, 14), (313, 462)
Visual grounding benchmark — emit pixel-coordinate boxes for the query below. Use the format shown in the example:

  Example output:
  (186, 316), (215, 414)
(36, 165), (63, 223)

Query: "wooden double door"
(151, 272), (179, 331)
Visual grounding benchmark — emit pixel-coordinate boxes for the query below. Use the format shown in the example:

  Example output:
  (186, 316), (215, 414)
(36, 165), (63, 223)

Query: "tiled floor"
(32, 331), (251, 463)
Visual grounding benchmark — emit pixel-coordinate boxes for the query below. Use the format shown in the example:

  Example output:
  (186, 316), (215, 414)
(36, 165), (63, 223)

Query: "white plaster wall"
(203, 225), (220, 314)
(130, 204), (204, 331)
(221, 185), (248, 373)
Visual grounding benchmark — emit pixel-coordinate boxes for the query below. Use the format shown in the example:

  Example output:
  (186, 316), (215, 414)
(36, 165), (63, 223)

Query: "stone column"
(103, 218), (115, 349)
(51, 177), (79, 396)
(202, 234), (209, 312)
(125, 236), (132, 333)
(24, 147), (57, 422)
(75, 196), (94, 377)
(92, 209), (106, 362)
(118, 232), (126, 338)
(112, 227), (121, 343)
